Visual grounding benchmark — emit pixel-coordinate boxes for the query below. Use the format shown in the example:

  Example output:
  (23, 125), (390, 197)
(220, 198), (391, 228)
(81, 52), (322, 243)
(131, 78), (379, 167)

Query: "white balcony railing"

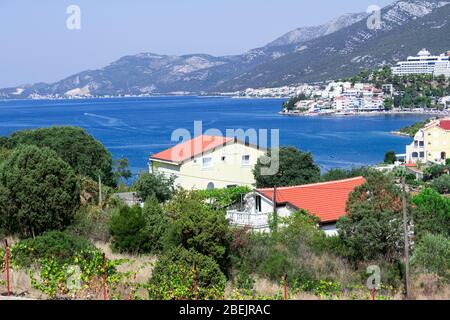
(226, 210), (271, 230)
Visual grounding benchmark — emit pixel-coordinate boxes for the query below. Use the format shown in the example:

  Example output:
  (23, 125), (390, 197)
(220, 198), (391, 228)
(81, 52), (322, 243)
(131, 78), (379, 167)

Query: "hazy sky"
(0, 0), (394, 87)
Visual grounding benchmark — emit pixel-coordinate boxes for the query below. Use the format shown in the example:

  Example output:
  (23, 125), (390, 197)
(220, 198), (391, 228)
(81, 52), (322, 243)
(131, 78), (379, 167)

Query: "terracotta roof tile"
(257, 177), (366, 223)
(151, 135), (232, 164)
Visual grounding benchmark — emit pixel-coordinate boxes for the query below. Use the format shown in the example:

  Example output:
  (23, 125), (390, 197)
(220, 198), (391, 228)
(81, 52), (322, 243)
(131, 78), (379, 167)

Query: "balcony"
(226, 210), (270, 230)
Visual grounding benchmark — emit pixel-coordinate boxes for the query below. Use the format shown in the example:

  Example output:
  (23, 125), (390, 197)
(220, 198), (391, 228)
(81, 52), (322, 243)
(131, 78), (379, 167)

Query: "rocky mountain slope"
(1, 0), (449, 99)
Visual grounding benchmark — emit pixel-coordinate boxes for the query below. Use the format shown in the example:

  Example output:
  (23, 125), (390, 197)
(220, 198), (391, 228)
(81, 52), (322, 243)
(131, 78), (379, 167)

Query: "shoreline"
(279, 110), (447, 117)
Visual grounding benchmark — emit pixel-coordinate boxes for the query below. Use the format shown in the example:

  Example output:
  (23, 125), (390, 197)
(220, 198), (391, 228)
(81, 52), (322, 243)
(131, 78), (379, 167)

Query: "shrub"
(195, 186), (251, 210)
(9, 126), (114, 186)
(133, 172), (175, 203)
(68, 205), (111, 242)
(148, 247), (226, 300)
(164, 191), (231, 273)
(432, 174), (450, 194)
(412, 234), (450, 280)
(0, 145), (80, 238)
(10, 231), (95, 267)
(109, 199), (168, 254)
(412, 188), (450, 238)
(337, 172), (405, 263)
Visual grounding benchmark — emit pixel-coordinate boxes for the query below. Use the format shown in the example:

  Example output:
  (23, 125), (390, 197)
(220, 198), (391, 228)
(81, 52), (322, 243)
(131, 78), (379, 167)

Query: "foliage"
(0, 145), (80, 238)
(424, 164), (449, 181)
(412, 188), (450, 239)
(109, 201), (166, 254)
(10, 231), (95, 267)
(164, 191), (232, 273)
(142, 197), (168, 253)
(337, 172), (405, 263)
(412, 234), (450, 280)
(67, 205), (111, 242)
(282, 94), (309, 111)
(254, 146), (320, 188)
(133, 172), (175, 203)
(432, 174), (450, 194)
(195, 186), (251, 210)
(384, 151), (397, 164)
(8, 231), (125, 298)
(114, 158), (132, 184)
(321, 167), (370, 182)
(8, 126), (114, 186)
(148, 247), (226, 300)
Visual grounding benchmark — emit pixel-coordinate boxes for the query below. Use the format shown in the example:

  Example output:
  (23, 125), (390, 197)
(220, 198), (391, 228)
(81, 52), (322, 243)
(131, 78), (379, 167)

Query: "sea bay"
(0, 96), (430, 176)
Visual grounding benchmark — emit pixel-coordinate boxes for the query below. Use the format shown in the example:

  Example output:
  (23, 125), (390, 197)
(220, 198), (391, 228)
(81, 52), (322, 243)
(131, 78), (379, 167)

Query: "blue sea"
(0, 96), (430, 176)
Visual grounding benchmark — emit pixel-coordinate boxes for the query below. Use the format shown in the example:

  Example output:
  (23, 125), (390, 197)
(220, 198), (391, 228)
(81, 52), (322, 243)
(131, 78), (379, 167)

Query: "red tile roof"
(439, 120), (450, 131)
(257, 177), (366, 223)
(151, 135), (233, 164)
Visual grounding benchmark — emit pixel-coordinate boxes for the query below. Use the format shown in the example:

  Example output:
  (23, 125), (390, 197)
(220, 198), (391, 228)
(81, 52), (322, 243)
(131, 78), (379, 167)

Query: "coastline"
(279, 110), (447, 117)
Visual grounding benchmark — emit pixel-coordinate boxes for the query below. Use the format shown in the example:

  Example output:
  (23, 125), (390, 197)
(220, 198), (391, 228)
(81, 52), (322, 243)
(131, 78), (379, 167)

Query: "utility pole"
(272, 186), (278, 233)
(401, 176), (411, 300)
(98, 174), (103, 207)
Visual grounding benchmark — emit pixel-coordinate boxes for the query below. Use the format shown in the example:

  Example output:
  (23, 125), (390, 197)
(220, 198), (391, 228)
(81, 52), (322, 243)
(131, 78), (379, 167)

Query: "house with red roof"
(406, 117), (450, 165)
(149, 135), (266, 190)
(227, 176), (366, 237)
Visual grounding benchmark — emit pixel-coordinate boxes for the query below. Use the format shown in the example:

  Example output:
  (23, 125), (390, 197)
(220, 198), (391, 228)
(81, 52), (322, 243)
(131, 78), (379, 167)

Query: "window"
(221, 156), (226, 163)
(255, 195), (262, 212)
(202, 157), (212, 168)
(412, 152), (418, 158)
(207, 182), (215, 190)
(242, 155), (250, 165)
(419, 152), (425, 158)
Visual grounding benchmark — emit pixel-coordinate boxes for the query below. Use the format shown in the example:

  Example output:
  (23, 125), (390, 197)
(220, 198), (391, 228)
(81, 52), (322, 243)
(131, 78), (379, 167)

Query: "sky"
(0, 0), (395, 87)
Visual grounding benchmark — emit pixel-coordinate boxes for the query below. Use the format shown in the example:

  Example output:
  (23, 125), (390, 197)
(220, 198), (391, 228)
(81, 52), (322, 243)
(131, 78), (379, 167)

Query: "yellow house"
(406, 118), (450, 164)
(149, 135), (266, 190)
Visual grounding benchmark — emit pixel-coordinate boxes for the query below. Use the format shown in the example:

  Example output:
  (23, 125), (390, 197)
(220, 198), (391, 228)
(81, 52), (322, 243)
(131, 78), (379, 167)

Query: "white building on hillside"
(392, 49), (450, 76)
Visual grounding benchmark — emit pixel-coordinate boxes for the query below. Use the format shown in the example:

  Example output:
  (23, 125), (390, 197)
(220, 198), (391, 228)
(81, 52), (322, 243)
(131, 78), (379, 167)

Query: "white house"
(227, 177), (366, 237)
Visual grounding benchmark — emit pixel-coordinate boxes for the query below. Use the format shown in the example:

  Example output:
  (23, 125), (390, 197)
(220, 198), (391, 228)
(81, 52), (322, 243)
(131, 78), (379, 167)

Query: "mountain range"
(1, 0), (450, 99)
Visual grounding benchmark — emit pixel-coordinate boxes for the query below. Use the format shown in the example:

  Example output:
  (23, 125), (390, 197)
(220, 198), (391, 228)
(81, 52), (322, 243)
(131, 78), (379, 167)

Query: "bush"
(10, 231), (95, 267)
(412, 188), (450, 238)
(68, 205), (111, 242)
(9, 126), (114, 186)
(195, 186), (251, 210)
(412, 234), (450, 280)
(0, 145), (80, 238)
(133, 172), (175, 203)
(337, 172), (405, 263)
(432, 174), (450, 194)
(164, 191), (231, 273)
(148, 247), (226, 300)
(109, 199), (168, 254)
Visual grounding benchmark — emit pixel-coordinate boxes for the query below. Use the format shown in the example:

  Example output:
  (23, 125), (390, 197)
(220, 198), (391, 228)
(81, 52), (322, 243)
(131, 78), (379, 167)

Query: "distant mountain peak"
(266, 12), (367, 48)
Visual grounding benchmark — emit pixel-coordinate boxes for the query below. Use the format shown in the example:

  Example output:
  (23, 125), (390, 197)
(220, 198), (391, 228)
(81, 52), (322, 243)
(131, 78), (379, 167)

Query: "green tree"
(0, 145), (79, 238)
(337, 172), (405, 263)
(384, 98), (394, 110)
(412, 188), (450, 238)
(432, 174), (450, 194)
(133, 172), (175, 203)
(113, 158), (132, 184)
(412, 234), (450, 280)
(9, 126), (114, 186)
(164, 191), (231, 273)
(384, 150), (397, 164)
(254, 146), (320, 188)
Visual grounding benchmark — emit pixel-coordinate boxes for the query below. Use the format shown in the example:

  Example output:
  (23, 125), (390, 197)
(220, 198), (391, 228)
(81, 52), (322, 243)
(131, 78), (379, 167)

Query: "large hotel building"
(392, 49), (450, 77)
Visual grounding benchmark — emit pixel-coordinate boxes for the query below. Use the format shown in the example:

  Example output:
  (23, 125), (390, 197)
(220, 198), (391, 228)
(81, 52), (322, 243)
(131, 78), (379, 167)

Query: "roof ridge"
(257, 176), (365, 191)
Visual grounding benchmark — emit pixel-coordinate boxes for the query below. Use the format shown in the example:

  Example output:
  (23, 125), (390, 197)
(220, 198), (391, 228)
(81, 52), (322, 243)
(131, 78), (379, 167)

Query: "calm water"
(0, 96), (430, 175)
